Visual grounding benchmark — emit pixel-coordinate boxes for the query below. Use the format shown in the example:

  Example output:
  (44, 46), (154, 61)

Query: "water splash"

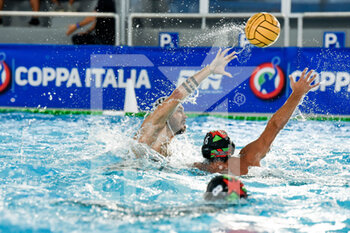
(1, 113), (349, 232)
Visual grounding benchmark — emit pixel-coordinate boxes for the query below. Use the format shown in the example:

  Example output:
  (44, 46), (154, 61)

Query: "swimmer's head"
(201, 130), (235, 162)
(153, 96), (187, 135)
(204, 175), (248, 202)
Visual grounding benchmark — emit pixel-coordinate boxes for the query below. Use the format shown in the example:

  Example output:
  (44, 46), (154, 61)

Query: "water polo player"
(194, 68), (319, 175)
(204, 175), (248, 202)
(133, 48), (237, 157)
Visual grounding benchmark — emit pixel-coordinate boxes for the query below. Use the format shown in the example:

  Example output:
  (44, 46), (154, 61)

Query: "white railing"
(128, 12), (350, 47)
(1, 10), (350, 47)
(127, 12), (292, 47)
(0, 11), (120, 45)
(294, 12), (350, 47)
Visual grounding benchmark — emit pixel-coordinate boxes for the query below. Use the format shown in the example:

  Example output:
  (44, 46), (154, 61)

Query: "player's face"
(168, 105), (187, 135)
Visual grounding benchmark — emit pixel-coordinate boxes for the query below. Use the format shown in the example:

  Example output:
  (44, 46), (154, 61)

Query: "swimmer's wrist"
(207, 64), (215, 74)
(291, 90), (304, 98)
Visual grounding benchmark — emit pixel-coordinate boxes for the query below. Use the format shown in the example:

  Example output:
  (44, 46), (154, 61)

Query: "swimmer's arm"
(86, 20), (97, 34)
(232, 91), (305, 171)
(66, 13), (96, 36)
(230, 68), (319, 174)
(143, 49), (237, 129)
(193, 161), (228, 174)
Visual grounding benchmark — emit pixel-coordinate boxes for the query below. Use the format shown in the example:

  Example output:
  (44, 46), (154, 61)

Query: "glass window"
(209, 0), (281, 13)
(292, 0), (350, 12)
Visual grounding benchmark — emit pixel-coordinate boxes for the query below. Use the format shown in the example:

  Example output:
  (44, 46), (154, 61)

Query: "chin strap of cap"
(166, 120), (175, 137)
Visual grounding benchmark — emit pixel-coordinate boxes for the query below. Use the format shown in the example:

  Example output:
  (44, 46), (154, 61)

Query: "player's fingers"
(305, 69), (314, 80)
(301, 68), (308, 79)
(308, 74), (317, 84)
(225, 54), (237, 62)
(310, 82), (320, 89)
(223, 71), (232, 77)
(215, 48), (222, 58)
(221, 48), (231, 57)
(228, 55), (237, 61)
(226, 51), (237, 60)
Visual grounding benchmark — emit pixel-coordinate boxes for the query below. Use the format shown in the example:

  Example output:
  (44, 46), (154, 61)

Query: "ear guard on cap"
(201, 130), (235, 162)
(204, 175), (248, 202)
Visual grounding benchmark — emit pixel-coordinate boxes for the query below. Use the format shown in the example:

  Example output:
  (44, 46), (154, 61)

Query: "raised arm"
(137, 48), (237, 142)
(229, 68), (319, 175)
(66, 14), (96, 36)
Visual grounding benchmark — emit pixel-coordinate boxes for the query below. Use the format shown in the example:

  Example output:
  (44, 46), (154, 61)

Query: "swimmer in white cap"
(133, 48), (237, 157)
(194, 68), (319, 175)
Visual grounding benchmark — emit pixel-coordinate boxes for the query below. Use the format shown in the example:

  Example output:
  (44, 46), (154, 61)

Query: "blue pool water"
(0, 112), (349, 232)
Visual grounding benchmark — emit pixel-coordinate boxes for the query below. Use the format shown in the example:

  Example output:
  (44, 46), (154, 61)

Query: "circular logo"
(0, 61), (11, 93)
(249, 63), (285, 99)
(233, 92), (246, 106)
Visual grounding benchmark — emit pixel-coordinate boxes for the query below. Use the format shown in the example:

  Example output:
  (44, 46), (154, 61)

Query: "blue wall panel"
(0, 44), (349, 115)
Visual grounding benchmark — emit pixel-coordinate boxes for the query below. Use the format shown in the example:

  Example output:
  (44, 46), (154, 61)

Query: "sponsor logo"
(0, 60), (11, 93)
(290, 70), (350, 92)
(14, 67), (151, 89)
(177, 70), (223, 93)
(250, 63), (285, 99)
(233, 92), (246, 106)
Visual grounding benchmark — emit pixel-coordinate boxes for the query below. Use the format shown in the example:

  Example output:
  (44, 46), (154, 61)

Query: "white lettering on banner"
(103, 69), (117, 88)
(290, 70), (350, 92)
(67, 68), (82, 87)
(130, 69), (137, 86)
(92, 68), (105, 88)
(201, 74), (223, 90)
(320, 72), (335, 91)
(28, 67), (42, 86)
(177, 70), (196, 87)
(177, 70), (223, 90)
(118, 69), (126, 88)
(85, 69), (91, 87)
(43, 67), (55, 86)
(136, 69), (151, 88)
(56, 68), (69, 87)
(15, 66), (28, 86)
(335, 72), (350, 92)
(14, 67), (151, 89)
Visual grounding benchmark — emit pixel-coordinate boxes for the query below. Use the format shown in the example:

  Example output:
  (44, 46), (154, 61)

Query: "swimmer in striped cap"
(204, 175), (248, 202)
(194, 68), (319, 176)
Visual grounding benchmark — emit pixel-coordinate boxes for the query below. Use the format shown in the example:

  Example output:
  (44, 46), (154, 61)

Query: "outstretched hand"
(209, 48), (237, 77)
(289, 68), (319, 96)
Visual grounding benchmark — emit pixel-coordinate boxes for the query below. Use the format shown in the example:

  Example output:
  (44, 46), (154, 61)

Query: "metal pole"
(115, 14), (119, 46)
(201, 17), (206, 29)
(281, 0), (291, 47)
(128, 14), (133, 46)
(284, 16), (290, 47)
(125, 0), (130, 45)
(120, 0), (126, 45)
(200, 0), (209, 29)
(297, 15), (303, 47)
(199, 0), (209, 14)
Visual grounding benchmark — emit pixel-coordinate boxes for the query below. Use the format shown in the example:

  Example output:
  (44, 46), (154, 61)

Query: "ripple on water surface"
(0, 113), (349, 232)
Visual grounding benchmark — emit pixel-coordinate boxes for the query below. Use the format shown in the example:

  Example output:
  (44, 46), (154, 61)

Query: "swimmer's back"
(130, 140), (166, 162)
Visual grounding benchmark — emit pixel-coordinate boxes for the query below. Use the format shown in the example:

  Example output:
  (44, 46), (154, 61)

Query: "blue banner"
(0, 44), (349, 115)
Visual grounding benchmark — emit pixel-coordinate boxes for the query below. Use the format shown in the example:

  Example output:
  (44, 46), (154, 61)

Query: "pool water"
(0, 112), (349, 232)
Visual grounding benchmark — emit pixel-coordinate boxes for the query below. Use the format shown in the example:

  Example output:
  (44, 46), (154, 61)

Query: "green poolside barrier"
(0, 108), (103, 115)
(0, 108), (350, 121)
